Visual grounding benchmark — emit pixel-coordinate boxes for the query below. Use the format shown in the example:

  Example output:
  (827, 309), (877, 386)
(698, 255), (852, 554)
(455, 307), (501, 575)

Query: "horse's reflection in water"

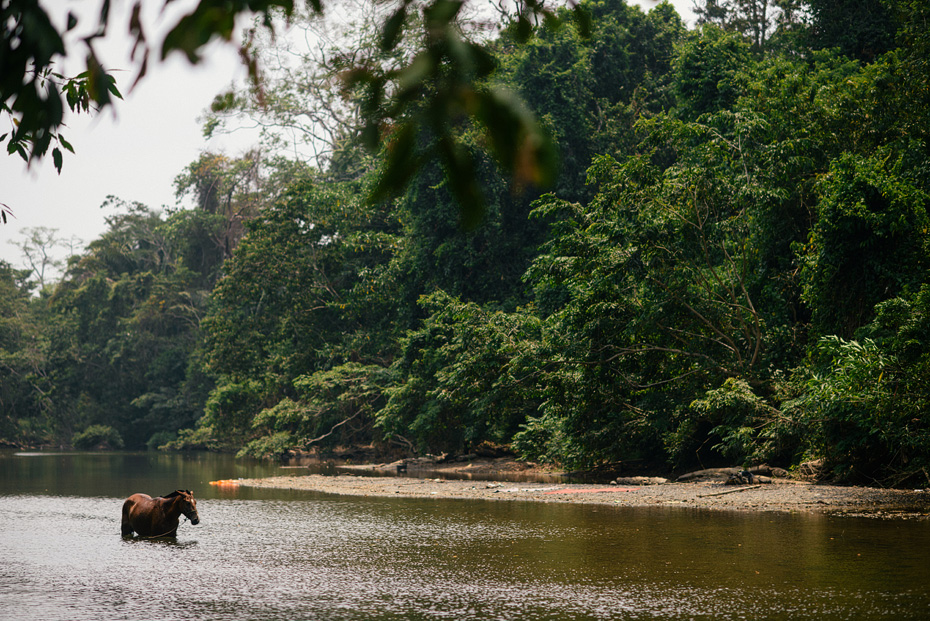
(122, 538), (199, 549)
(121, 490), (200, 538)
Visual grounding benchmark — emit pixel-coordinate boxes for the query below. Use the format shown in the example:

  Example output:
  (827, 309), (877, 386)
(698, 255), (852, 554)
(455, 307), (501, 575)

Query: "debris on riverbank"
(237, 457), (930, 520)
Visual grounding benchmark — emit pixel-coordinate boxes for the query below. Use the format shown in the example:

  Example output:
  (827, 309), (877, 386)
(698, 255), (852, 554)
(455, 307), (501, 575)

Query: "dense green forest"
(3, 0), (930, 486)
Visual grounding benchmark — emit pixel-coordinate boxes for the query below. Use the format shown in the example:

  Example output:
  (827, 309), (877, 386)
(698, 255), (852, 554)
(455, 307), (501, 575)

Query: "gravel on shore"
(237, 471), (930, 519)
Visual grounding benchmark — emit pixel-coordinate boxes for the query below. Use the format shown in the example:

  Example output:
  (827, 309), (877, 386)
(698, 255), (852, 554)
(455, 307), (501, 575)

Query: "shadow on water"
(1, 449), (284, 500)
(5, 449), (580, 492)
(121, 535), (199, 549)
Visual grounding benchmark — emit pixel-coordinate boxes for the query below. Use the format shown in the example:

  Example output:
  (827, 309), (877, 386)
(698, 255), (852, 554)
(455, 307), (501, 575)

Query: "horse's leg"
(121, 499), (135, 536)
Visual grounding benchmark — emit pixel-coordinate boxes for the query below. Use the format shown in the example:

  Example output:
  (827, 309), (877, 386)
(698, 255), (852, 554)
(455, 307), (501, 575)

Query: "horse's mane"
(161, 490), (192, 498)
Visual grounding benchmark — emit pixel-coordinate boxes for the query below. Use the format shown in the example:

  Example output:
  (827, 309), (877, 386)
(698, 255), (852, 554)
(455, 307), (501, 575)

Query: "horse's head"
(175, 489), (200, 525)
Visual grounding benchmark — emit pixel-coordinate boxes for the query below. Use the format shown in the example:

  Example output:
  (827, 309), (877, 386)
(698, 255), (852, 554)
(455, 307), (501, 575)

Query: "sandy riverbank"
(236, 459), (930, 519)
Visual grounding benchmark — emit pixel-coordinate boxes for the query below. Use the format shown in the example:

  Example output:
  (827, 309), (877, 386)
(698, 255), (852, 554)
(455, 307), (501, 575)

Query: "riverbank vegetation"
(3, 0), (929, 487)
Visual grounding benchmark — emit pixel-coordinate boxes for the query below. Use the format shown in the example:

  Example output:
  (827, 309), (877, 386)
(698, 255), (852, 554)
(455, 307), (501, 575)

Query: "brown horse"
(121, 490), (200, 538)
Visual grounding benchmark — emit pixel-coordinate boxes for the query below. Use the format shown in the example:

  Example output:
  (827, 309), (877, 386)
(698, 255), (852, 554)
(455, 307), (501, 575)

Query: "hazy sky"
(1, 0), (694, 269)
(1, 0), (253, 268)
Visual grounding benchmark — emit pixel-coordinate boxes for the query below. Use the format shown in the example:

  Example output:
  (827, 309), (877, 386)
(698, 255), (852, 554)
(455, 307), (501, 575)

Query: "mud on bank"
(237, 458), (930, 520)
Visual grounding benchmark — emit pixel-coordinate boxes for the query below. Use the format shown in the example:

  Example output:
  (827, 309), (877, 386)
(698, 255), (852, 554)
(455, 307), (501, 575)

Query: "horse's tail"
(121, 498), (135, 536)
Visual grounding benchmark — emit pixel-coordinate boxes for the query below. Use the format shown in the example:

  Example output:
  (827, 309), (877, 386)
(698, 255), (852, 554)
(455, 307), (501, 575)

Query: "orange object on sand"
(209, 479), (240, 487)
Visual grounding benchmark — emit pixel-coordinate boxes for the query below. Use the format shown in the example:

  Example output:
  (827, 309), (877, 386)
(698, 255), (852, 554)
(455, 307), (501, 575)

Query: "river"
(1, 450), (928, 620)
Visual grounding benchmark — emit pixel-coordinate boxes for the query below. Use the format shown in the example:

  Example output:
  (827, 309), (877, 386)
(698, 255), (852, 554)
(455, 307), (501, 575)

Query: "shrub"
(145, 431), (176, 451)
(512, 413), (571, 466)
(159, 426), (225, 451)
(72, 425), (124, 450)
(786, 336), (898, 481)
(689, 378), (783, 466)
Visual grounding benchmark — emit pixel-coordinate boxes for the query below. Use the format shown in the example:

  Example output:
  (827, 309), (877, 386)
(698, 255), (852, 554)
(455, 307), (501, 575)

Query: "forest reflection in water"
(1, 450), (928, 620)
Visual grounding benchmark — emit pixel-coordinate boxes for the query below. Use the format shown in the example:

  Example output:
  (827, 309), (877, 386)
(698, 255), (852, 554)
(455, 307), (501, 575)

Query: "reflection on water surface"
(1, 450), (928, 620)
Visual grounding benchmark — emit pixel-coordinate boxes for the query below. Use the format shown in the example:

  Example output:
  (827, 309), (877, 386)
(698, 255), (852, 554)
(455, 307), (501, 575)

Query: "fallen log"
(677, 467), (741, 482)
(544, 487), (640, 495)
(677, 464), (787, 482)
(611, 476), (669, 486)
(698, 484), (763, 498)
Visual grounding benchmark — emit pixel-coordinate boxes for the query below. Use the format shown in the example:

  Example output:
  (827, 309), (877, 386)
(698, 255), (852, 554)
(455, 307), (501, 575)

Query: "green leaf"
(380, 6), (407, 52)
(513, 15), (533, 43)
(424, 0), (464, 31)
(85, 53), (114, 107)
(572, 6), (593, 38)
(475, 87), (558, 188)
(52, 147), (63, 174)
(361, 121), (381, 151)
(466, 42), (497, 79)
(210, 90), (237, 113)
(395, 52), (434, 97)
(436, 136), (485, 230)
(161, 0), (296, 62)
(106, 75), (123, 100)
(369, 123), (422, 203)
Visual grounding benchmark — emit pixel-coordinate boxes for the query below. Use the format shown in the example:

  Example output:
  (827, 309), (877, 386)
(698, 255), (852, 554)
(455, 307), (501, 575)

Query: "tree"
(200, 0), (396, 179)
(6, 226), (80, 292)
(196, 170), (399, 446)
(801, 152), (930, 338)
(500, 0), (685, 200)
(804, 0), (895, 62)
(514, 90), (834, 469)
(172, 150), (272, 282)
(0, 259), (51, 446)
(1, 0), (122, 170)
(376, 290), (543, 454)
(34, 201), (223, 448)
(240, 362), (391, 458)
(2, 0), (584, 225)
(671, 24), (750, 119)
(693, 0), (804, 49)
(785, 335), (903, 482)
